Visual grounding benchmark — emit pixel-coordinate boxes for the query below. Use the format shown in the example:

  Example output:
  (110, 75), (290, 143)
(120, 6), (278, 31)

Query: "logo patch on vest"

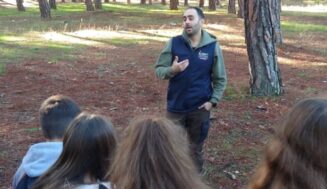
(198, 51), (209, 60)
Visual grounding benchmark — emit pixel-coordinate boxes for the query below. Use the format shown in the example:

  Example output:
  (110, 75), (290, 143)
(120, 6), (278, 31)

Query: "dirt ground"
(1, 11), (327, 189)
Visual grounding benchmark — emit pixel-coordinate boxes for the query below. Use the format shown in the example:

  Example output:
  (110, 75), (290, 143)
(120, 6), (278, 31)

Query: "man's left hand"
(198, 102), (213, 111)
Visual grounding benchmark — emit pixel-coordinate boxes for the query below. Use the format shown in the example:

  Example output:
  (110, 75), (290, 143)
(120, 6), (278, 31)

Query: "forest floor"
(0, 3), (327, 189)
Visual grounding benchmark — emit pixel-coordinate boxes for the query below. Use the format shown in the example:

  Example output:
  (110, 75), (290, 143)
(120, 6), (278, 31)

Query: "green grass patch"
(0, 35), (84, 65)
(282, 21), (327, 33)
(282, 11), (327, 17)
(223, 85), (249, 100)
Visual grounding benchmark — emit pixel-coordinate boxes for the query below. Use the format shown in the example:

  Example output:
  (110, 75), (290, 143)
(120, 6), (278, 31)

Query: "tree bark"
(140, 0), (146, 4)
(38, 0), (51, 19)
(228, 0), (236, 14)
(237, 0), (244, 18)
(149, 0), (152, 5)
(104, 0), (109, 3)
(209, 0), (216, 10)
(244, 0), (283, 96)
(161, 0), (166, 5)
(16, 0), (25, 11)
(85, 0), (94, 11)
(184, 0), (188, 6)
(170, 0), (178, 10)
(49, 0), (57, 9)
(216, 0), (220, 6)
(94, 0), (102, 9)
(61, 0), (65, 3)
(199, 0), (204, 8)
(72, 0), (77, 2)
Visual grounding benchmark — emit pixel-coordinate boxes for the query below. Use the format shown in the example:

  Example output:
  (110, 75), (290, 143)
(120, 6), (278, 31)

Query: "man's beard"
(184, 23), (200, 37)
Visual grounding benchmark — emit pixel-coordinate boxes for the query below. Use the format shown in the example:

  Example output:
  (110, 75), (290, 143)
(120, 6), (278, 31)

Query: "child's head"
(32, 112), (117, 189)
(109, 116), (210, 189)
(281, 98), (327, 166)
(39, 95), (81, 140)
(248, 98), (327, 189)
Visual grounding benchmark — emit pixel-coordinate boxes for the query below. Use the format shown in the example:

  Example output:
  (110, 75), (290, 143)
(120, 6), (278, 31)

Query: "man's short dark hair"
(39, 95), (81, 140)
(187, 7), (205, 19)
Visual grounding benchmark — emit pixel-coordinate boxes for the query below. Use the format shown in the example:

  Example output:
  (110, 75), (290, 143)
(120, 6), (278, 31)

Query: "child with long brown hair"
(31, 112), (117, 189)
(248, 98), (327, 189)
(108, 116), (210, 189)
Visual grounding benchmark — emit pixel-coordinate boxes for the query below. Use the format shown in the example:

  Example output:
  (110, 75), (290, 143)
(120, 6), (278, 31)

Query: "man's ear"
(200, 18), (205, 25)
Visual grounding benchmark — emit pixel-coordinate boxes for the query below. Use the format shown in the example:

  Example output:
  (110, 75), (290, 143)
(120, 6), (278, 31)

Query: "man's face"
(183, 9), (203, 37)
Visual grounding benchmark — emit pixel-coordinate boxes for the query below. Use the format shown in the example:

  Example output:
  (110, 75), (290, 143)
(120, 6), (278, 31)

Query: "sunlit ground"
(282, 5), (327, 13)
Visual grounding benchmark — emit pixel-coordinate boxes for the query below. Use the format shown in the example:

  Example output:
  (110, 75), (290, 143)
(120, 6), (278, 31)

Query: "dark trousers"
(166, 108), (210, 172)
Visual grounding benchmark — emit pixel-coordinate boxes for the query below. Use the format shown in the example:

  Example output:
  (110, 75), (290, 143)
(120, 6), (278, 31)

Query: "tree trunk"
(228, 0), (236, 14)
(49, 0), (56, 9)
(237, 0), (244, 18)
(104, 0), (109, 3)
(127, 0), (130, 4)
(199, 0), (204, 8)
(184, 0), (188, 6)
(209, 0), (216, 10)
(94, 0), (102, 9)
(140, 0), (146, 4)
(61, 0), (65, 3)
(244, 0), (283, 96)
(16, 0), (25, 11)
(38, 0), (51, 19)
(170, 0), (178, 10)
(161, 0), (166, 5)
(149, 0), (152, 5)
(85, 0), (94, 11)
(216, 0), (220, 6)
(72, 0), (77, 2)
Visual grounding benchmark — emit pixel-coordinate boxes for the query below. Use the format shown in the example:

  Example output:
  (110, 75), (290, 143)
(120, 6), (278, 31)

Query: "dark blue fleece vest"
(168, 35), (216, 113)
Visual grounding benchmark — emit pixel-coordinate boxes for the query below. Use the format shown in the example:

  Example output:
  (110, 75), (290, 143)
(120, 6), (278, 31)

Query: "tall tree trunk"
(184, 0), (188, 6)
(237, 0), (244, 18)
(38, 0), (51, 19)
(140, 0), (146, 4)
(61, 0), (65, 2)
(149, 0), (152, 5)
(49, 0), (57, 9)
(199, 0), (204, 7)
(72, 0), (77, 2)
(244, 0), (283, 96)
(104, 0), (109, 3)
(161, 0), (166, 5)
(16, 0), (25, 11)
(170, 0), (178, 9)
(127, 0), (130, 3)
(228, 0), (236, 14)
(94, 0), (102, 9)
(85, 0), (94, 11)
(209, 0), (216, 10)
(216, 0), (220, 6)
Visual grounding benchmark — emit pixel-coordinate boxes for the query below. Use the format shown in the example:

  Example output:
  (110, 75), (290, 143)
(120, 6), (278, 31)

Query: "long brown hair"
(248, 98), (327, 189)
(32, 112), (118, 189)
(108, 116), (210, 189)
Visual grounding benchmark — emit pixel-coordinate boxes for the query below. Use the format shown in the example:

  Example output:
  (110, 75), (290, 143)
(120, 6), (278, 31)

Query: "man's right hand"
(171, 56), (189, 74)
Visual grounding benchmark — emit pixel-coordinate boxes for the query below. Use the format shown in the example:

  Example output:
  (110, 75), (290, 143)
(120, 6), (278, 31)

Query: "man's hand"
(171, 56), (189, 74)
(198, 102), (213, 111)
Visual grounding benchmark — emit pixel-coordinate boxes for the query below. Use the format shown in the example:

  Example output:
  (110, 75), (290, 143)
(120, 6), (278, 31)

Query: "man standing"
(155, 7), (227, 172)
